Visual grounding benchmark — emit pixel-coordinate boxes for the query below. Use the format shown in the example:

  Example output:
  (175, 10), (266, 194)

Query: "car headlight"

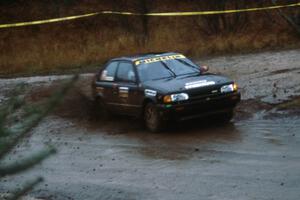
(221, 83), (238, 93)
(163, 93), (189, 103)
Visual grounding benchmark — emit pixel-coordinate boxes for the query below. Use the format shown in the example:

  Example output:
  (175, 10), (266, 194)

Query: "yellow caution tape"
(0, 2), (299, 29)
(146, 2), (300, 16)
(0, 12), (99, 29)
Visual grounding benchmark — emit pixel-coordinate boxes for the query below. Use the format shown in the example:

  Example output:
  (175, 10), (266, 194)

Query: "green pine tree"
(0, 75), (78, 200)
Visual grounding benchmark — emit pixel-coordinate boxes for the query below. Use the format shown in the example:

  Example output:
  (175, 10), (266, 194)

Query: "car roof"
(110, 52), (181, 62)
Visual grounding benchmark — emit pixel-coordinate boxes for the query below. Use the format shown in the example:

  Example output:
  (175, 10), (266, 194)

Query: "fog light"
(163, 95), (172, 103)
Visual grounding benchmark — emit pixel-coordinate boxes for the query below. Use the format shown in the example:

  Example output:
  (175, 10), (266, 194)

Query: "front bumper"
(157, 92), (241, 121)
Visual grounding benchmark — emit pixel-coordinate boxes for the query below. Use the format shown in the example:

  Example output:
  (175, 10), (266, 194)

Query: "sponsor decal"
(145, 89), (157, 97)
(96, 87), (104, 95)
(135, 54), (185, 65)
(119, 87), (129, 98)
(185, 80), (215, 89)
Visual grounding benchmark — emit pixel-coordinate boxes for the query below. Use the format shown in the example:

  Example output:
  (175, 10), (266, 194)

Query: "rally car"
(92, 52), (240, 132)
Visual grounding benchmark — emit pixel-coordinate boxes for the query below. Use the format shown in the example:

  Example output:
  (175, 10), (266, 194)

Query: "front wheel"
(144, 103), (164, 132)
(218, 110), (234, 123)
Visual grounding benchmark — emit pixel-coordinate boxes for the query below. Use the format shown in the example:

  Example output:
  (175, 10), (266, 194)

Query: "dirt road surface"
(1, 50), (300, 200)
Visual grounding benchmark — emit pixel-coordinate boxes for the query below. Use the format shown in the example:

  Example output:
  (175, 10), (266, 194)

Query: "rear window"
(100, 62), (118, 81)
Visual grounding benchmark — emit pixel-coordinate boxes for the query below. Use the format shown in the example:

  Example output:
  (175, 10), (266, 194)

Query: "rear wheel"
(144, 102), (164, 132)
(94, 97), (110, 119)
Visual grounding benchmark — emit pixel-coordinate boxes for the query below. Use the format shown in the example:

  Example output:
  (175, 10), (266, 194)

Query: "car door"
(95, 61), (119, 112)
(114, 61), (142, 115)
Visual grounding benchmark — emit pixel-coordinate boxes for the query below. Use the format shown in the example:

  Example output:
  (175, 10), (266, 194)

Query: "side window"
(100, 62), (118, 81)
(116, 62), (136, 83)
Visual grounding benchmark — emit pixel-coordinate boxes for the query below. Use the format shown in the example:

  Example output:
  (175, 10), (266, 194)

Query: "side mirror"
(200, 65), (209, 73)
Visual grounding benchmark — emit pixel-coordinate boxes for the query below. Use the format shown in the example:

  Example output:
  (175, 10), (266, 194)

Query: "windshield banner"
(135, 54), (185, 65)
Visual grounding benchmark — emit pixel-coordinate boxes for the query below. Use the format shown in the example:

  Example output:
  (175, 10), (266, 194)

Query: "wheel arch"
(141, 98), (155, 117)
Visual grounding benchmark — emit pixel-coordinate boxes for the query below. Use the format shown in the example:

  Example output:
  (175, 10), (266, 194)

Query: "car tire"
(144, 102), (164, 132)
(94, 97), (110, 119)
(219, 110), (234, 123)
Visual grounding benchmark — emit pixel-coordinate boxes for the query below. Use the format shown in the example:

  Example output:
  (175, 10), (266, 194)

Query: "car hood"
(142, 74), (233, 94)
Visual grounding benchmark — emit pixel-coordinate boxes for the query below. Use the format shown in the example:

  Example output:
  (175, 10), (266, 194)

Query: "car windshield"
(137, 58), (200, 82)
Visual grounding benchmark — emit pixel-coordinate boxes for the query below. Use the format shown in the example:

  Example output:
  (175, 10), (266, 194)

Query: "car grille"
(187, 85), (222, 101)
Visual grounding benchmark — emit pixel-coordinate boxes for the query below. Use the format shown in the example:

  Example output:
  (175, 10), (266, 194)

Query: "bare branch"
(272, 0), (300, 35)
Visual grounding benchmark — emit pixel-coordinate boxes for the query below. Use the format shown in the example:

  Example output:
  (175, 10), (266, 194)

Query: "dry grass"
(0, 0), (300, 76)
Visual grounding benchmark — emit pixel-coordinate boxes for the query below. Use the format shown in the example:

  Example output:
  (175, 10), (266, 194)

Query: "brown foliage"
(0, 0), (299, 75)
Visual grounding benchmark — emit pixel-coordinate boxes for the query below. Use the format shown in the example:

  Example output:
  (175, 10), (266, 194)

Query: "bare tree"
(194, 0), (249, 36)
(272, 0), (300, 35)
(139, 0), (149, 43)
